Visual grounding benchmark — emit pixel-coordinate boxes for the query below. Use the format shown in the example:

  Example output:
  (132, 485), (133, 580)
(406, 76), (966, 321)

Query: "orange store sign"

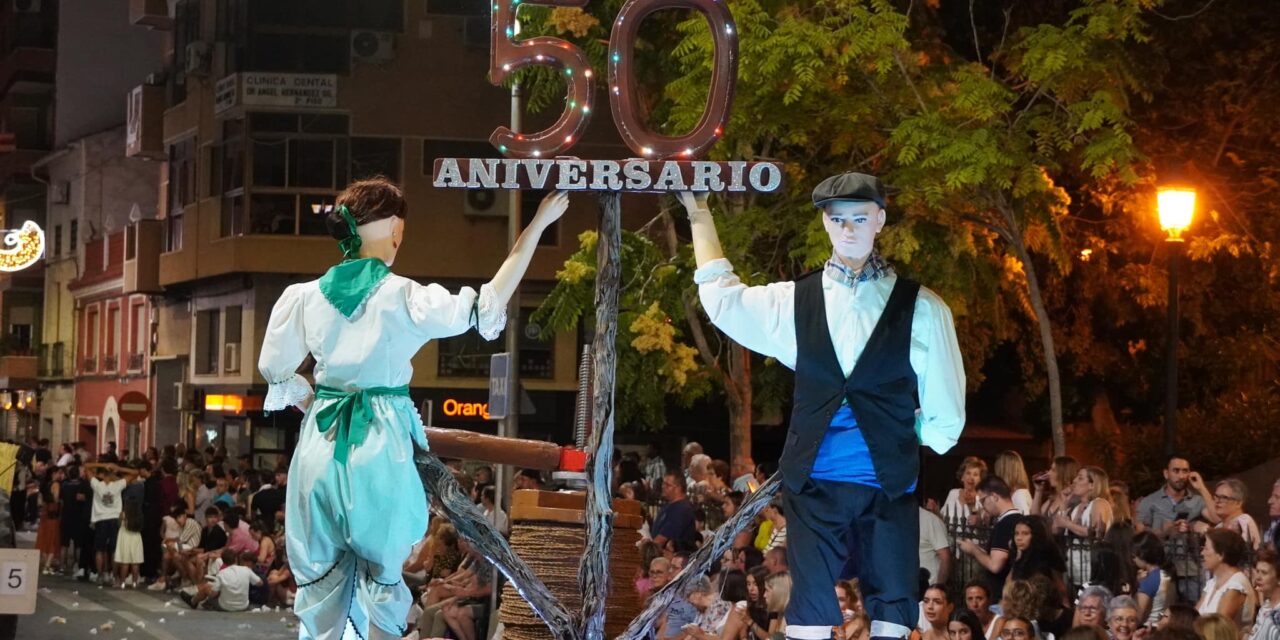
(442, 398), (491, 420)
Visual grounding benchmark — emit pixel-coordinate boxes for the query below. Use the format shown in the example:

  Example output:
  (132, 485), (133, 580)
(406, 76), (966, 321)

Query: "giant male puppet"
(678, 173), (966, 640)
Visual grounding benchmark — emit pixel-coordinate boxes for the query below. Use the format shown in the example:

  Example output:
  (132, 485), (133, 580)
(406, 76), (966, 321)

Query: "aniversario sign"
(431, 158), (783, 193)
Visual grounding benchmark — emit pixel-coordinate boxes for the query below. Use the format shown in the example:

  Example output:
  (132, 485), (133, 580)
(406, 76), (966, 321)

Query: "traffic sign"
(488, 353), (510, 420)
(118, 391), (151, 423)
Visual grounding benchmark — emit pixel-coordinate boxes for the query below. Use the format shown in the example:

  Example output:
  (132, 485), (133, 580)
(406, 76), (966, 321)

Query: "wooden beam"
(425, 426), (562, 470)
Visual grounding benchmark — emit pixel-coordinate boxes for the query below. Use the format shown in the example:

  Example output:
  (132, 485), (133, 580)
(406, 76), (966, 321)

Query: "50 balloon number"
(489, 0), (738, 161)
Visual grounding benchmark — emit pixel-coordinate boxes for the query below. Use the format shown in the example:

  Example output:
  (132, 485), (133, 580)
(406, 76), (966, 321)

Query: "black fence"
(941, 515), (1254, 605)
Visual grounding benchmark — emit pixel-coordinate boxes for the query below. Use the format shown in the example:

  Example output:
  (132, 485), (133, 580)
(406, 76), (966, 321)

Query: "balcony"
(83, 356), (97, 373)
(128, 353), (145, 372)
(0, 353), (37, 388)
(37, 342), (68, 379)
(124, 220), (163, 293)
(103, 354), (119, 372)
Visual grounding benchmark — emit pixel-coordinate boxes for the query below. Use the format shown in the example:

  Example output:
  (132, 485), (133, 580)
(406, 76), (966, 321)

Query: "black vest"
(779, 272), (921, 498)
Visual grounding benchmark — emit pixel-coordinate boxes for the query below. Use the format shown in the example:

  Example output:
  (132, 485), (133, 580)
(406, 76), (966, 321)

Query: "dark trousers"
(783, 479), (918, 638)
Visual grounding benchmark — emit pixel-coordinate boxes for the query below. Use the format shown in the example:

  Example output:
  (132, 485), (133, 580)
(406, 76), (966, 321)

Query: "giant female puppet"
(258, 178), (568, 640)
(678, 173), (966, 640)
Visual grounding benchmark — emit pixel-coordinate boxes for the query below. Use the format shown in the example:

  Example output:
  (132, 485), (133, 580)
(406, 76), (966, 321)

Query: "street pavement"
(15, 532), (301, 640)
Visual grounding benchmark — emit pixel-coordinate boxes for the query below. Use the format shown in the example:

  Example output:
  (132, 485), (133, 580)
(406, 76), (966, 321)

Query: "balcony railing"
(38, 342), (68, 378)
(83, 356), (97, 373)
(103, 354), (119, 372)
(127, 353), (145, 372)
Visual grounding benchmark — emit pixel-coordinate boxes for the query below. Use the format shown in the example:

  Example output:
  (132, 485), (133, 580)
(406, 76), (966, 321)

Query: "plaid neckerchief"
(824, 251), (893, 288)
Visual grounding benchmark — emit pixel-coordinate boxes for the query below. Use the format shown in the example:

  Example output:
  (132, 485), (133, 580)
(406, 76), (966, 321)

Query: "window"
(215, 121), (247, 237)
(195, 309), (222, 375)
(167, 137), (197, 251)
(9, 324), (31, 354)
(246, 32), (349, 74)
(85, 308), (100, 371)
(131, 304), (148, 370)
(437, 308), (553, 379)
(171, 0), (202, 106)
(70, 220), (79, 253)
(423, 139), (493, 173)
(426, 0), (487, 17)
(241, 115), (404, 237)
(107, 308), (119, 356)
(249, 0), (403, 30)
(53, 225), (62, 257)
(225, 306), (242, 346)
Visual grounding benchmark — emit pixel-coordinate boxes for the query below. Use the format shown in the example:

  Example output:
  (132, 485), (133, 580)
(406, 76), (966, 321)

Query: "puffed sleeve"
(694, 258), (798, 368)
(406, 281), (507, 342)
(910, 288), (967, 454)
(259, 285), (313, 411)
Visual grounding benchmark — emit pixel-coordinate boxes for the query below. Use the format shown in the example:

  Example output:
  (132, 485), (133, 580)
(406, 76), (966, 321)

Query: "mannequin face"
(822, 200), (885, 265)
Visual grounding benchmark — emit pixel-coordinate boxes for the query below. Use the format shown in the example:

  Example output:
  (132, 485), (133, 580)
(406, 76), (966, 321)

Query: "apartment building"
(124, 0), (644, 463)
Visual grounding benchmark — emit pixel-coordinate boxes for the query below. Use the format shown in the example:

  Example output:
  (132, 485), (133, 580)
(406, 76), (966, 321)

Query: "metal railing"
(127, 353), (145, 371)
(103, 354), (119, 372)
(942, 514), (1253, 605)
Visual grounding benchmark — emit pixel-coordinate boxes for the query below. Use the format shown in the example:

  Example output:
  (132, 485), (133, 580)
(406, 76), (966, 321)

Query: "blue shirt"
(811, 404), (917, 492)
(652, 498), (699, 549)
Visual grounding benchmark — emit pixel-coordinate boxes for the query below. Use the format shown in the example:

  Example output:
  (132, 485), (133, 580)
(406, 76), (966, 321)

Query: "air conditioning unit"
(351, 30), (395, 64)
(50, 181), (70, 204)
(12, 0), (41, 13)
(463, 189), (509, 218)
(172, 381), (191, 410)
(185, 41), (211, 76)
(224, 342), (240, 373)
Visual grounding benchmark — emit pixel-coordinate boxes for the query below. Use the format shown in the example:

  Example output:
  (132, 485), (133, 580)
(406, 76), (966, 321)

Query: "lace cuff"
(474, 283), (507, 341)
(264, 373), (313, 411)
(693, 258), (736, 285)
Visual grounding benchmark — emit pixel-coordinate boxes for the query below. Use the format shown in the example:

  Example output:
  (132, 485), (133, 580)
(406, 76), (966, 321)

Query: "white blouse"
(694, 258), (966, 455)
(258, 273), (504, 420)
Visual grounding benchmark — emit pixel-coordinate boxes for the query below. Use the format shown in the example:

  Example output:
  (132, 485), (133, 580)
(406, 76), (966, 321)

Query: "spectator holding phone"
(1137, 456), (1211, 535)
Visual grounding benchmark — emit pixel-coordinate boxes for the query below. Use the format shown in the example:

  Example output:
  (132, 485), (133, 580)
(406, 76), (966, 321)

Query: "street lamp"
(1157, 186), (1195, 456)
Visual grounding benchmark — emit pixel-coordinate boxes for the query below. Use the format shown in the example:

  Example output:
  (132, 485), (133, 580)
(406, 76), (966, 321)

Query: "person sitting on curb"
(182, 549), (263, 612)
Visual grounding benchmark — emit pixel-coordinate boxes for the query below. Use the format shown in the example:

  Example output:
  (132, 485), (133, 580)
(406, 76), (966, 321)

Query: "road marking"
(39, 589), (108, 611)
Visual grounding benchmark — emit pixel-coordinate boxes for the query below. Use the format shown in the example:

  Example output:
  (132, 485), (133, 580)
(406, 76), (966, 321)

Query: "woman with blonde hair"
(995, 451), (1032, 515)
(764, 573), (792, 638)
(1032, 457), (1079, 521)
(1196, 613), (1240, 640)
(989, 579), (1044, 640)
(1056, 466), (1113, 587)
(943, 457), (989, 524)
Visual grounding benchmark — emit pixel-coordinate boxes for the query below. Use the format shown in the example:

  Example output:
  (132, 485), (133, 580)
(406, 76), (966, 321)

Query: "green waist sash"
(314, 384), (410, 464)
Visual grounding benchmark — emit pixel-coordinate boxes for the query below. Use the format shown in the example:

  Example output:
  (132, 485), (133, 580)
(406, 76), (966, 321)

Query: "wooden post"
(579, 191), (622, 639)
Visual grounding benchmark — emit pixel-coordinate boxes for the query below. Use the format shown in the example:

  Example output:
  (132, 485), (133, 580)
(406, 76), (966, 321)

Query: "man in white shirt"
(184, 549), (263, 611)
(85, 462), (137, 584)
(680, 172), (965, 640)
(918, 507), (952, 585)
(480, 486), (509, 536)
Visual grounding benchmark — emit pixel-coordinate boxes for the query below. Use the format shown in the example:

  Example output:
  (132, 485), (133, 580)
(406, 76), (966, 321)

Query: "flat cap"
(812, 172), (886, 209)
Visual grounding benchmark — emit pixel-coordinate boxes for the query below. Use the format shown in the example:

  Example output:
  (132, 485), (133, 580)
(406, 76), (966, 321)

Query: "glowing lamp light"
(1157, 187), (1196, 240)
(0, 221), (46, 272)
(584, 69), (592, 78)
(642, 147), (653, 156)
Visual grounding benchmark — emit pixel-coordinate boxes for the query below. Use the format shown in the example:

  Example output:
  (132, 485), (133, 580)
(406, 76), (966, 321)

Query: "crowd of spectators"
(13, 436), (1280, 640)
(15, 438), (294, 613)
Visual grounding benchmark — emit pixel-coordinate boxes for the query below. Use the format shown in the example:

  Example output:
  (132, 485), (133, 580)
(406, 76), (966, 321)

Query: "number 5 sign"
(489, 0), (738, 160)
(0, 549), (38, 614)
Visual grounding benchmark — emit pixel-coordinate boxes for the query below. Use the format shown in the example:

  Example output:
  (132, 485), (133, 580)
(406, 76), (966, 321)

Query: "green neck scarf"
(318, 257), (391, 320)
